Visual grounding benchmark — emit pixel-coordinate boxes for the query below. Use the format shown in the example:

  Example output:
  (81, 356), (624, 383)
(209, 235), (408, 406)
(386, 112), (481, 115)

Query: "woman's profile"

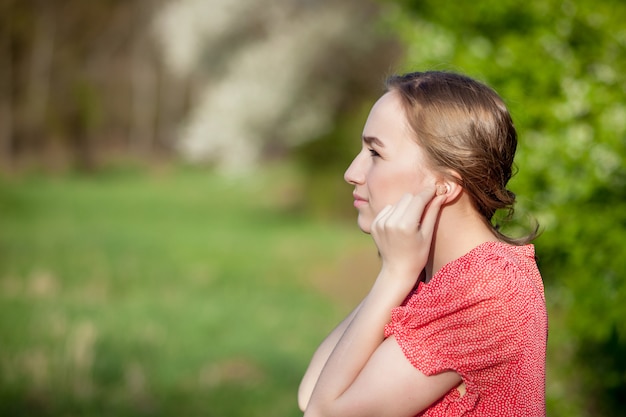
(298, 71), (547, 416)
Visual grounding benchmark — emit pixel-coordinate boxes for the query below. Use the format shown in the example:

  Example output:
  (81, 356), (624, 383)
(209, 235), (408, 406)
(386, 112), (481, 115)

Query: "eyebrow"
(362, 136), (385, 148)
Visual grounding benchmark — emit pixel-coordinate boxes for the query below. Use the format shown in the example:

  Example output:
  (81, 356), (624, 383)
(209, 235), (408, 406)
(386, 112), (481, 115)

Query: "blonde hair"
(386, 71), (537, 244)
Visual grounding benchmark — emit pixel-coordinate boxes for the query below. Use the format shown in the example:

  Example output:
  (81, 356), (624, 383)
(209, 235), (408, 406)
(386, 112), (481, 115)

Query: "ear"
(435, 171), (463, 203)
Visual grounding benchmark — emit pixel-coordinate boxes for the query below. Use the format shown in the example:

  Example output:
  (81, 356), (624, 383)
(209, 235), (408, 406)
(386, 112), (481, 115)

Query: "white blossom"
(153, 0), (363, 173)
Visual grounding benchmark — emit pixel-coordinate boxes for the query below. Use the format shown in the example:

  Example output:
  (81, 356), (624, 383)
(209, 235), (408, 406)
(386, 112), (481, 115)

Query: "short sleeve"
(383, 254), (534, 380)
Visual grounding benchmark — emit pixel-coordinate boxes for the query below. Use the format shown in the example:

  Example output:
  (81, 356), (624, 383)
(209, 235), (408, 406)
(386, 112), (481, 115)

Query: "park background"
(0, 0), (625, 416)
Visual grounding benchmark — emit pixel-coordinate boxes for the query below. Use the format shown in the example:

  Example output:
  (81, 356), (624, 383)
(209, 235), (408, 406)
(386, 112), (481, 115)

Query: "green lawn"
(1, 162), (583, 416)
(0, 163), (374, 417)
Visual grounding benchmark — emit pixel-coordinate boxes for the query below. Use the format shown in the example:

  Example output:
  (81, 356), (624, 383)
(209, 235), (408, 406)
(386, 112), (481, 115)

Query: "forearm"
(298, 300), (364, 411)
(302, 190), (444, 416)
(304, 272), (414, 417)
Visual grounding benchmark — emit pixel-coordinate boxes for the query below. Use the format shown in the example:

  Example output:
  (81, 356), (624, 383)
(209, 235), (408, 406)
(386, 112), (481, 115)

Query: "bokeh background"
(1, 0), (625, 416)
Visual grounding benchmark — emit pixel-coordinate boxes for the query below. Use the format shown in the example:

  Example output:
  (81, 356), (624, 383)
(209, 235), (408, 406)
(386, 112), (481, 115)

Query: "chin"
(357, 216), (373, 234)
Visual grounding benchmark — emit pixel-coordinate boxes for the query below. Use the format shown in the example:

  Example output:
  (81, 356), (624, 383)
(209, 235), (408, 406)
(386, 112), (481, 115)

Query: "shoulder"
(394, 241), (546, 329)
(425, 241), (544, 308)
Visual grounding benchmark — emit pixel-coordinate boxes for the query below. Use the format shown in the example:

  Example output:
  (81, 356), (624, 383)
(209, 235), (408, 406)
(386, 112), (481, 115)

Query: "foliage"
(371, 1), (626, 415)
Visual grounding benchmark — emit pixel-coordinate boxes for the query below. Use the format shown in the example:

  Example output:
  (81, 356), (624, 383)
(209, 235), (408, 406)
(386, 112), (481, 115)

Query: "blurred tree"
(154, 0), (399, 173)
(0, 0), (399, 174)
(0, 0), (15, 169)
(0, 0), (178, 172)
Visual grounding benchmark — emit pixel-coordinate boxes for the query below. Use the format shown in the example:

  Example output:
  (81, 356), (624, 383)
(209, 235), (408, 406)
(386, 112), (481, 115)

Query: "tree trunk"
(0, 24), (13, 172)
(129, 0), (158, 155)
(23, 0), (55, 156)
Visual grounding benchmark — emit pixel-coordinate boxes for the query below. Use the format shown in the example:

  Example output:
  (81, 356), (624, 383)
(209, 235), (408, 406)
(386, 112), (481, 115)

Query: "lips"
(353, 193), (368, 208)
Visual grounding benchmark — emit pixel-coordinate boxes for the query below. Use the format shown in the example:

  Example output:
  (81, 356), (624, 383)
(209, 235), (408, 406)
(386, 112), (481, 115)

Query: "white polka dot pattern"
(384, 241), (547, 416)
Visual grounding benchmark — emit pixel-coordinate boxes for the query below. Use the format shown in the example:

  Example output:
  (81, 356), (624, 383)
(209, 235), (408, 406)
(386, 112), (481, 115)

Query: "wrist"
(379, 262), (423, 284)
(373, 266), (420, 300)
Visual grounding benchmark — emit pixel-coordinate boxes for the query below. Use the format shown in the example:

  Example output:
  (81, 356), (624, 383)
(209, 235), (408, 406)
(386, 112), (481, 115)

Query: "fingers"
(418, 192), (446, 237)
(391, 189), (436, 224)
(373, 204), (394, 224)
(370, 186), (447, 278)
(372, 187), (443, 236)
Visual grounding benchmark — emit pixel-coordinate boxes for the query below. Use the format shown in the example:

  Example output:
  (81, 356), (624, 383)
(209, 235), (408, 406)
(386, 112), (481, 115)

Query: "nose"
(344, 152), (365, 185)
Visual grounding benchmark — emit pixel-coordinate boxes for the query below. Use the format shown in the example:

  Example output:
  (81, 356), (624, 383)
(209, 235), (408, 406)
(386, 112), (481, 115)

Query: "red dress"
(384, 241), (547, 416)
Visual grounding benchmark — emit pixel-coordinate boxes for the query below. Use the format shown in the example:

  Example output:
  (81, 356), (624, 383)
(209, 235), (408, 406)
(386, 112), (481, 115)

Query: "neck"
(424, 195), (499, 282)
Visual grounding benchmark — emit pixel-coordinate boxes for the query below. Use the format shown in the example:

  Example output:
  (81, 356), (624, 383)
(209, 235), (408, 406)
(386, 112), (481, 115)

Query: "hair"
(385, 70), (538, 245)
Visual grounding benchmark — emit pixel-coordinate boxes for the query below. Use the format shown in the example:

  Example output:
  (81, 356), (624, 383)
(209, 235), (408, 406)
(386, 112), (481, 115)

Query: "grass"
(0, 162), (375, 417)
(1, 161), (584, 416)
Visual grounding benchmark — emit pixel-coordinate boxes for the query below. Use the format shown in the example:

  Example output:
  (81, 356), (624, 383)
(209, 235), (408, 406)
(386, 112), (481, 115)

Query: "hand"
(370, 186), (446, 283)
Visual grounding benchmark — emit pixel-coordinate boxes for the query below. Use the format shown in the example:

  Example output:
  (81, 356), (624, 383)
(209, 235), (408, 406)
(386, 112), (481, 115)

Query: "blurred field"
(0, 163), (376, 417)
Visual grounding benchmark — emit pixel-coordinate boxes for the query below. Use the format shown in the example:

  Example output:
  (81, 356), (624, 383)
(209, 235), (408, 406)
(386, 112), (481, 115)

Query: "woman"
(298, 71), (547, 416)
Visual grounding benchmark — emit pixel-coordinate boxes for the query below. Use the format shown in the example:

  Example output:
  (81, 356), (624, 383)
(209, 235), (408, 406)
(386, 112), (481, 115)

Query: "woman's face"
(344, 91), (436, 233)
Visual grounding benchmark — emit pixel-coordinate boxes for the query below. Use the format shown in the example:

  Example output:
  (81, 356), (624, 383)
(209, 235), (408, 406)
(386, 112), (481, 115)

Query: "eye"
(368, 148), (380, 158)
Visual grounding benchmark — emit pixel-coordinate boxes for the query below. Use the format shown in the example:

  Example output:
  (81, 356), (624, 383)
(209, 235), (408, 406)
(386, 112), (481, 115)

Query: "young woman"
(298, 71), (547, 417)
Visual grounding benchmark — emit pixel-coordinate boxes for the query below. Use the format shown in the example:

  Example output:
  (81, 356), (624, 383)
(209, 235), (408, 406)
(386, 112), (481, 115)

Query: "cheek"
(371, 169), (427, 208)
